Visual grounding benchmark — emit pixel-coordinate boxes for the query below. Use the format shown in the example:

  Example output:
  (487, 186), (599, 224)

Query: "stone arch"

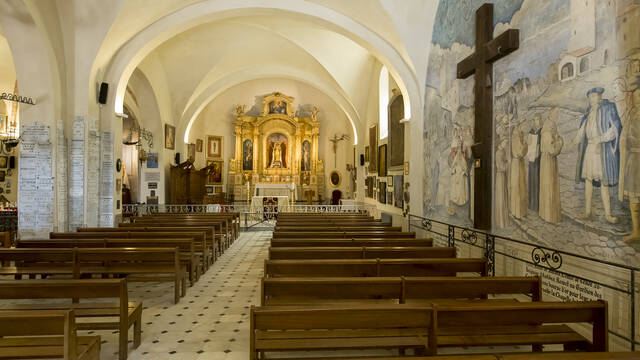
(179, 66), (361, 147)
(95, 0), (421, 138)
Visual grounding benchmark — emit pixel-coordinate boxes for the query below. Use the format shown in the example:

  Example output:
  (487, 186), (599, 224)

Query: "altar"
(227, 92), (325, 202)
(253, 183), (296, 199)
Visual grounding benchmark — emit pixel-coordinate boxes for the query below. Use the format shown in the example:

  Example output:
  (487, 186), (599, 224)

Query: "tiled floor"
(94, 230), (270, 360)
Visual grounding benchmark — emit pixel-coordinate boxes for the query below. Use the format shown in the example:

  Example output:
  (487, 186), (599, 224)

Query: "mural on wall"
(424, 0), (640, 265)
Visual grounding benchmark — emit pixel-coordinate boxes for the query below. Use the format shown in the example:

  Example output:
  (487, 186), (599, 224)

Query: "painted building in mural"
(424, 0), (640, 267)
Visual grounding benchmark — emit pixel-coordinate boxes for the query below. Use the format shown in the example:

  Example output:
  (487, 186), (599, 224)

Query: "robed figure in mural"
(620, 86), (640, 242)
(449, 130), (469, 206)
(575, 88), (622, 224)
(539, 115), (564, 223)
(495, 138), (509, 228)
(510, 127), (528, 219)
(527, 115), (542, 212)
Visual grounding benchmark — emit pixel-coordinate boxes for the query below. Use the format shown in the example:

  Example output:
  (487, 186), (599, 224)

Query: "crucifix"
(457, 3), (519, 231)
(329, 134), (349, 168)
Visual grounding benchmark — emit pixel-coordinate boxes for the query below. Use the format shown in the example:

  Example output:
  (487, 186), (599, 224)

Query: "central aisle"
(99, 231), (271, 360)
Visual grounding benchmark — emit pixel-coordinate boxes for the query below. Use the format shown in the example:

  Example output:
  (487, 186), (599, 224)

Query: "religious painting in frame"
(196, 139), (203, 153)
(378, 181), (386, 204)
(164, 124), (175, 150)
(206, 160), (223, 185)
(329, 170), (341, 188)
(368, 125), (377, 172)
(393, 175), (404, 209)
(187, 143), (196, 162)
(0, 156), (7, 169)
(388, 93), (405, 169)
(207, 135), (223, 158)
(242, 139), (254, 171)
(301, 140), (311, 171)
(377, 144), (387, 177)
(364, 146), (370, 162)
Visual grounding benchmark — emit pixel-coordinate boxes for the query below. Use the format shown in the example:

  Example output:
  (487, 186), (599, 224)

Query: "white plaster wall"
(189, 78), (355, 201)
(124, 68), (166, 204)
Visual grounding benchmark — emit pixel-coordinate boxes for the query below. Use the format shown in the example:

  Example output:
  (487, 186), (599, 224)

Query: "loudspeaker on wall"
(9, 156), (15, 169)
(360, 154), (365, 166)
(98, 82), (109, 104)
(175, 152), (181, 165)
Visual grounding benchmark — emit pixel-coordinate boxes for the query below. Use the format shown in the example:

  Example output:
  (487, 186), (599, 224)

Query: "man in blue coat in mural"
(575, 87), (622, 224)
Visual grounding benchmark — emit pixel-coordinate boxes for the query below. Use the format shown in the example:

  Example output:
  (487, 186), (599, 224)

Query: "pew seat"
(250, 305), (436, 360)
(0, 279), (140, 360)
(0, 310), (101, 360)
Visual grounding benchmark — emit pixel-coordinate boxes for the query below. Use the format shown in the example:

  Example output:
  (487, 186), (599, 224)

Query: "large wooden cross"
(457, 3), (519, 231)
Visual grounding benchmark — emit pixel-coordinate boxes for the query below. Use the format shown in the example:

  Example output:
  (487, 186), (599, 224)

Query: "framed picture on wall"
(0, 156), (7, 169)
(378, 144), (387, 177)
(188, 143), (196, 162)
(364, 146), (369, 162)
(368, 126), (377, 172)
(146, 152), (158, 168)
(164, 124), (175, 150)
(196, 139), (203, 152)
(207, 135), (223, 158)
(206, 160), (223, 184)
(0, 171), (6, 182)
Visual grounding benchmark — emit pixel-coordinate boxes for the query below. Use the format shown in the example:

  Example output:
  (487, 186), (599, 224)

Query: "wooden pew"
(0, 248), (187, 304)
(0, 309), (101, 360)
(270, 238), (433, 247)
(123, 220), (230, 251)
(250, 304), (436, 360)
(18, 238), (201, 285)
(275, 219), (383, 226)
(274, 225), (399, 232)
(264, 258), (488, 278)
(0, 279), (140, 360)
(435, 300), (608, 353)
(77, 227), (214, 267)
(268, 246), (455, 260)
(315, 353), (640, 360)
(132, 216), (233, 244)
(55, 230), (212, 270)
(272, 231), (416, 239)
(145, 212), (240, 238)
(260, 276), (542, 306)
(74, 248), (187, 304)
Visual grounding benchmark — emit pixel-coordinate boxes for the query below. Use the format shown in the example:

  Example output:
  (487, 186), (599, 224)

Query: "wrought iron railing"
(122, 203), (377, 228)
(408, 213), (639, 351)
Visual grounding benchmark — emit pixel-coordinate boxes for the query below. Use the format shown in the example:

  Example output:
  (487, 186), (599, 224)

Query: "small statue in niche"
(311, 106), (320, 122)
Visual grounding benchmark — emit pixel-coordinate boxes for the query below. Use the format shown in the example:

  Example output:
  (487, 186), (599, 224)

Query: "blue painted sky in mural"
(432, 0), (525, 48)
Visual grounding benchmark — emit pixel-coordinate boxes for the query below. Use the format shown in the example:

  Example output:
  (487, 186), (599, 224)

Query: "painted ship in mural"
(424, 0), (640, 266)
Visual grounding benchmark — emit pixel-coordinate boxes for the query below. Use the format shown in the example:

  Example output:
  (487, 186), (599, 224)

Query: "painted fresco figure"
(495, 138), (509, 228)
(527, 115), (542, 212)
(620, 86), (640, 242)
(539, 115), (564, 223)
(449, 130), (469, 206)
(575, 87), (622, 224)
(510, 127), (528, 219)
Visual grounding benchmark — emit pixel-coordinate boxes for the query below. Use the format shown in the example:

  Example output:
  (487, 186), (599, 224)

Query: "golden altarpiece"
(228, 92), (324, 203)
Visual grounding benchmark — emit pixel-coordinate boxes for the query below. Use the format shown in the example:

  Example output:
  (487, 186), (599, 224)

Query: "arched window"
(379, 66), (389, 139)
